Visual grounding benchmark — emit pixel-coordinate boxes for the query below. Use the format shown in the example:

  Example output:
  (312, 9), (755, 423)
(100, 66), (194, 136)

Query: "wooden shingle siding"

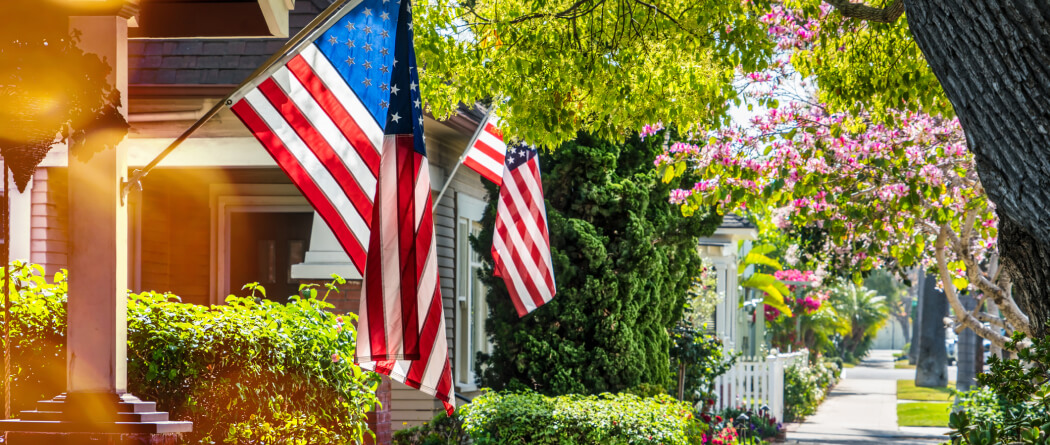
(30, 168), (69, 277)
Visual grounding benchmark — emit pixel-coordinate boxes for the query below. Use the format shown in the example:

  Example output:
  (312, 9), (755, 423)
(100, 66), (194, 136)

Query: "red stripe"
(286, 55), (381, 177)
(395, 137), (420, 358)
(470, 139), (505, 164)
(363, 144), (390, 359)
(256, 79), (374, 231)
(526, 161), (552, 245)
(230, 98), (367, 272)
(405, 287), (443, 385)
(484, 123), (503, 140)
(463, 157), (503, 185)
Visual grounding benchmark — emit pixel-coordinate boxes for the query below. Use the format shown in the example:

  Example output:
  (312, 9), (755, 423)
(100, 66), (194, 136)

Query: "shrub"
(0, 263), (380, 444)
(783, 356), (840, 422)
(716, 405), (782, 442)
(458, 390), (706, 444)
(392, 411), (468, 445)
(669, 324), (736, 404)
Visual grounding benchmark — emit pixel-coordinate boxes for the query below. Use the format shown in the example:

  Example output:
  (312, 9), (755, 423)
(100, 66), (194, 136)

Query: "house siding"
(30, 168), (69, 277)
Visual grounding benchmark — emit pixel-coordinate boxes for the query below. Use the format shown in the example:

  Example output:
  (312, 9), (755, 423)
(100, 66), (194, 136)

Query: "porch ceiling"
(131, 0), (294, 38)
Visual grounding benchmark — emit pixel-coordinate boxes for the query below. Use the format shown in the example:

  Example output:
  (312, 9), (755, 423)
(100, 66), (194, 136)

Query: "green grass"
(843, 363), (856, 368)
(895, 361), (915, 369)
(897, 402), (951, 427)
(897, 380), (955, 402)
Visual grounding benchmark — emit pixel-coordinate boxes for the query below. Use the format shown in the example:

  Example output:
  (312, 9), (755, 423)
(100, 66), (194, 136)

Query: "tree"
(472, 132), (720, 395)
(830, 281), (888, 362)
(915, 273), (948, 387)
(416, 0), (1050, 340)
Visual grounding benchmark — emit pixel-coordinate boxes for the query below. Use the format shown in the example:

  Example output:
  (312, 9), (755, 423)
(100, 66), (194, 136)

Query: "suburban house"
(5, 0), (494, 442)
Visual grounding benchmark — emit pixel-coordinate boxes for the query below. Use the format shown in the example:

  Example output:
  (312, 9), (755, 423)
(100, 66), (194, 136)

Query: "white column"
(289, 212), (363, 280)
(7, 175), (31, 262)
(66, 15), (129, 394)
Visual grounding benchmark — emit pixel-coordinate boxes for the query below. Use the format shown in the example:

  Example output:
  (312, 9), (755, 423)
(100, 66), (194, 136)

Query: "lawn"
(897, 380), (954, 402)
(894, 361), (915, 369)
(897, 402), (951, 427)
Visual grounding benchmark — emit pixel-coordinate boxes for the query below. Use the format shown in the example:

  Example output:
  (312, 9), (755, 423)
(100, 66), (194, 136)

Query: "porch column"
(65, 15), (129, 398)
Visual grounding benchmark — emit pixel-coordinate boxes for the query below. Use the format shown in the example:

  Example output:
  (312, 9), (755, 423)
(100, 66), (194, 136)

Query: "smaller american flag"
(491, 144), (556, 317)
(461, 114), (508, 185)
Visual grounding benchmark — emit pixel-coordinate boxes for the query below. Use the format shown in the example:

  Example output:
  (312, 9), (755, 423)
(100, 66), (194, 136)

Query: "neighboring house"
(698, 214), (758, 353)
(7, 1), (493, 442)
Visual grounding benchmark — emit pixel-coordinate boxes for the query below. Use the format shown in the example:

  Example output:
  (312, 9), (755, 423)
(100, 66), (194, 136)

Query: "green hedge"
(783, 356), (840, 422)
(0, 263), (380, 444)
(448, 391), (704, 444)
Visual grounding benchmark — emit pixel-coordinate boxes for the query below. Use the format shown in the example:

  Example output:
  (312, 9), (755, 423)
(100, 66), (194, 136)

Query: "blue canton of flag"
(229, 0), (454, 414)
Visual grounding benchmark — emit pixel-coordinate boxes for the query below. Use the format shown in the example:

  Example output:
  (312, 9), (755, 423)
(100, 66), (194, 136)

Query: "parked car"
(946, 329), (958, 366)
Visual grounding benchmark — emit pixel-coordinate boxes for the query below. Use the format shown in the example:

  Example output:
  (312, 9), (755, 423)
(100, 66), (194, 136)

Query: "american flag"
(491, 144), (557, 317)
(462, 114), (508, 185)
(228, 0), (454, 413)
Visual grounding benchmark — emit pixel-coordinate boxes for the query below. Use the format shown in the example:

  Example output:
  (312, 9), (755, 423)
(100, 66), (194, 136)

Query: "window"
(455, 194), (490, 390)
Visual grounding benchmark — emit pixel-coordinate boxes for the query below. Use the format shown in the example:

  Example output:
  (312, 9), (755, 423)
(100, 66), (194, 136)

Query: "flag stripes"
(492, 146), (556, 317)
(230, 42), (383, 274)
(462, 118), (508, 185)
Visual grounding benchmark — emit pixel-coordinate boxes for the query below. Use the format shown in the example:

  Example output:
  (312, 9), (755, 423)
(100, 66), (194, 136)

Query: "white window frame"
(209, 184), (311, 305)
(454, 193), (490, 391)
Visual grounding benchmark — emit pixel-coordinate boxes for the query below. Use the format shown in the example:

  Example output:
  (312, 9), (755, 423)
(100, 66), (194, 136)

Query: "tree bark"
(905, 0), (1050, 338)
(908, 273), (922, 364)
(916, 273), (948, 387)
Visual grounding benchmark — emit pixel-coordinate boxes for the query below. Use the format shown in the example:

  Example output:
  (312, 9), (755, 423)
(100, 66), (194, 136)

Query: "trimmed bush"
(783, 356), (840, 422)
(395, 391), (706, 445)
(0, 263), (380, 444)
(460, 391), (705, 444)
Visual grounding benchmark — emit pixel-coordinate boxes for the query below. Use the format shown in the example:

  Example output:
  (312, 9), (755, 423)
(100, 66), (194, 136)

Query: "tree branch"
(936, 226), (1013, 349)
(825, 0), (904, 24)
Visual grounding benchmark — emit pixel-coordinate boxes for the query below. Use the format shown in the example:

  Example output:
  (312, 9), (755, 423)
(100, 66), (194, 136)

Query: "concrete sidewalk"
(784, 350), (951, 444)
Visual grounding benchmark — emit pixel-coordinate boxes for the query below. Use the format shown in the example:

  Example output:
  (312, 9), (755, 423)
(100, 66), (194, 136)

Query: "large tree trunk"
(956, 293), (977, 392)
(905, 1), (1050, 337)
(908, 273), (922, 364)
(916, 273), (948, 387)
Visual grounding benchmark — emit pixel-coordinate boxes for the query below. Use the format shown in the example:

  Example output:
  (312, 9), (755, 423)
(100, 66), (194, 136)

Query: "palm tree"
(830, 281), (889, 362)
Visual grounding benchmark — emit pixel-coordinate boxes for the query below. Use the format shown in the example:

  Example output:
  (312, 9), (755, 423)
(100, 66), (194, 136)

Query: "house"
(6, 1), (494, 442)
(698, 213), (757, 354)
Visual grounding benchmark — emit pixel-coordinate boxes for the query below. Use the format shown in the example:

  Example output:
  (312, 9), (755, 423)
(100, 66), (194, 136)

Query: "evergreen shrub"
(395, 390), (706, 445)
(783, 356), (840, 422)
(0, 263), (380, 444)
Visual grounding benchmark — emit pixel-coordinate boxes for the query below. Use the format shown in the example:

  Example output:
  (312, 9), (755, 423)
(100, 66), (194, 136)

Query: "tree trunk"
(916, 273), (948, 387)
(956, 293), (977, 392)
(905, 0), (1050, 338)
(909, 273), (922, 364)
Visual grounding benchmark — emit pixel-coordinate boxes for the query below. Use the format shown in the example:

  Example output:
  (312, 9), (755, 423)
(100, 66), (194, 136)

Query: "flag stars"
(328, 35), (339, 45)
(345, 56), (355, 66)
(380, 65), (390, 74)
(362, 78), (372, 87)
(380, 100), (389, 109)
(363, 60), (372, 70)
(410, 81), (417, 90)
(413, 98), (421, 108)
(391, 112), (401, 123)
(380, 83), (389, 92)
(363, 8), (373, 16)
(363, 43), (373, 52)
(390, 84), (399, 95)
(381, 11), (390, 20)
(380, 48), (389, 56)
(346, 40), (356, 49)
(381, 30), (389, 38)
(364, 25), (373, 34)
(345, 22), (356, 31)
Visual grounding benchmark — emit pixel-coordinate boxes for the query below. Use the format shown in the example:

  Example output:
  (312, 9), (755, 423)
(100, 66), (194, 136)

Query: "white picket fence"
(713, 350), (808, 422)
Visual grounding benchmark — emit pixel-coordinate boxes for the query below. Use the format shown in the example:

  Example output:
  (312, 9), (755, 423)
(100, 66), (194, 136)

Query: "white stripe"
(495, 204), (554, 304)
(414, 157), (430, 230)
(492, 233), (539, 313)
(379, 137), (404, 357)
(476, 131), (508, 154)
(300, 44), (384, 153)
(465, 150), (506, 179)
(521, 163), (556, 281)
(243, 89), (370, 247)
(272, 66), (378, 199)
(415, 231), (439, 325)
(420, 319), (447, 390)
(503, 166), (555, 274)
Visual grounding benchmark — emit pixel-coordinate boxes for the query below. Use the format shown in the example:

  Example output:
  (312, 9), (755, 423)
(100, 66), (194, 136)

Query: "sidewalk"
(784, 350), (951, 444)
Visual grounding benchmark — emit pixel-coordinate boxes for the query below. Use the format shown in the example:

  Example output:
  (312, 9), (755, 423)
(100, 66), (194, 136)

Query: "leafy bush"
(0, 263), (380, 444)
(458, 390), (706, 444)
(716, 405), (782, 442)
(392, 411), (468, 445)
(783, 356), (840, 422)
(948, 334), (1050, 445)
(669, 324), (736, 404)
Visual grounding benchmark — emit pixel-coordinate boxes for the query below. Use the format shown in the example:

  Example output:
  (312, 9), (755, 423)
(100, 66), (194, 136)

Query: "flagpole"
(432, 109), (494, 211)
(120, 0), (362, 201)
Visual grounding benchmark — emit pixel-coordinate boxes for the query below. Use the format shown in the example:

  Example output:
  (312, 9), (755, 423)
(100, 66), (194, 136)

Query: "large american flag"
(462, 114), (507, 185)
(491, 145), (557, 317)
(228, 0), (454, 413)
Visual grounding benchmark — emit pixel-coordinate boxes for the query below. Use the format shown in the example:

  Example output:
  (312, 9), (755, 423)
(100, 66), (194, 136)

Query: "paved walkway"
(784, 350), (952, 444)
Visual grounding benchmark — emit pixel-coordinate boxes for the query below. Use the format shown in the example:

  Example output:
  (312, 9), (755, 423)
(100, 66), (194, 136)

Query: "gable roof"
(128, 0), (335, 86)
